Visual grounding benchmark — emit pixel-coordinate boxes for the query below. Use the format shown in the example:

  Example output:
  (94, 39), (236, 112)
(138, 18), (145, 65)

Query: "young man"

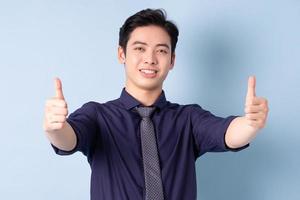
(43, 9), (269, 200)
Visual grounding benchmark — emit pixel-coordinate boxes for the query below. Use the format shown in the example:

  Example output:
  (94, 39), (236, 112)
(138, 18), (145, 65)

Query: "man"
(43, 9), (269, 200)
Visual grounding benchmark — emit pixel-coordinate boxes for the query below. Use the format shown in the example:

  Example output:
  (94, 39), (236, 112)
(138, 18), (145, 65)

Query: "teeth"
(140, 69), (156, 74)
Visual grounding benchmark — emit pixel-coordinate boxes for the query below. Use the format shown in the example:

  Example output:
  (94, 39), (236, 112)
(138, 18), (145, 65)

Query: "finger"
(47, 122), (65, 131)
(54, 77), (65, 100)
(47, 107), (68, 116)
(246, 76), (256, 105)
(47, 114), (67, 123)
(251, 97), (268, 106)
(46, 99), (67, 108)
(244, 105), (265, 113)
(245, 113), (265, 120)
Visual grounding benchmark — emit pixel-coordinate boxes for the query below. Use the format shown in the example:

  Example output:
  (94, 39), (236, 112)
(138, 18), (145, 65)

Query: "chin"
(138, 83), (161, 91)
(141, 85), (159, 91)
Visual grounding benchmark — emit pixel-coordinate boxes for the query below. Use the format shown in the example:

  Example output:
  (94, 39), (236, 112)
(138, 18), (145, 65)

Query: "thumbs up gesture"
(43, 78), (69, 132)
(244, 76), (269, 130)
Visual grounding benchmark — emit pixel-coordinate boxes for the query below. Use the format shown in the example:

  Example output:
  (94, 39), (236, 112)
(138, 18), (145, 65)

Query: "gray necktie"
(135, 106), (164, 200)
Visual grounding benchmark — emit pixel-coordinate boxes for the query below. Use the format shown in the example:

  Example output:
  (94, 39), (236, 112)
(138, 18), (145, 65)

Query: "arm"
(43, 78), (77, 151)
(225, 76), (269, 149)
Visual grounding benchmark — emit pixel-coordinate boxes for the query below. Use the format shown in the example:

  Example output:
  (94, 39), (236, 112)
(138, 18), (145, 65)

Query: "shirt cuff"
(51, 142), (78, 155)
(225, 143), (250, 152)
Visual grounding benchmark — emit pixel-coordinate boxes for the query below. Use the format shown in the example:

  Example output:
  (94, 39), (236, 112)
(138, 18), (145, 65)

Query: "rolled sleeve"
(191, 105), (248, 156)
(51, 102), (100, 157)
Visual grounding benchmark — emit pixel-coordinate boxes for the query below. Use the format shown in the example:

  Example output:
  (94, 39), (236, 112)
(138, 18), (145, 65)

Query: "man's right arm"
(43, 78), (77, 151)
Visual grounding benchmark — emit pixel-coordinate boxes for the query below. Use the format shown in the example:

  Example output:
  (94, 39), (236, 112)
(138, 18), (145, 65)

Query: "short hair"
(119, 8), (179, 55)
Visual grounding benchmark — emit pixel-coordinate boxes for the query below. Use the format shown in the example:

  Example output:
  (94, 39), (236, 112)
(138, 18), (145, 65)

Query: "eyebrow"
(131, 41), (170, 49)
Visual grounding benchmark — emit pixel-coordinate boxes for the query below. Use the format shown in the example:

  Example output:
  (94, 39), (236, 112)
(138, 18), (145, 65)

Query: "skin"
(225, 76), (269, 148)
(118, 25), (175, 106)
(43, 25), (269, 151)
(43, 78), (76, 151)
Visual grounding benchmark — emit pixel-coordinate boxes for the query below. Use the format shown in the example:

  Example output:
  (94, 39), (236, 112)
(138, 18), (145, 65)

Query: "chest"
(97, 111), (195, 164)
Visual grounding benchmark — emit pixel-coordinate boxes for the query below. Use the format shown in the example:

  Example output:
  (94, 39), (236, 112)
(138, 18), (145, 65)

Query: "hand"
(244, 76), (269, 130)
(43, 78), (68, 132)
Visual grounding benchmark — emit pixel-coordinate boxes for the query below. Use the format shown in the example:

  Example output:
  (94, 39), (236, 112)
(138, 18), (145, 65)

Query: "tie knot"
(135, 106), (156, 118)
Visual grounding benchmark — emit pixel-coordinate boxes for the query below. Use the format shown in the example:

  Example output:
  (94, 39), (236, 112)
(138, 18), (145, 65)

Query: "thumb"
(54, 77), (65, 100)
(246, 76), (256, 104)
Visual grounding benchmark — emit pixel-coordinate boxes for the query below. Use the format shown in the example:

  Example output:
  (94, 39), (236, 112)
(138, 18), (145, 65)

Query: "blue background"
(0, 0), (299, 199)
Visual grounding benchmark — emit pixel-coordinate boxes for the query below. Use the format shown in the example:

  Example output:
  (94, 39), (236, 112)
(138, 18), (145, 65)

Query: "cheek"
(160, 58), (173, 70)
(125, 56), (141, 74)
(159, 54), (172, 63)
(126, 53), (142, 65)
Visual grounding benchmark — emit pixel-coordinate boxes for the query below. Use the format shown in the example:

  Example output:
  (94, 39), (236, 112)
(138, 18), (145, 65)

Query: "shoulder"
(82, 99), (125, 117)
(166, 101), (207, 113)
(163, 101), (209, 119)
(79, 101), (102, 111)
(69, 101), (102, 118)
(80, 99), (119, 110)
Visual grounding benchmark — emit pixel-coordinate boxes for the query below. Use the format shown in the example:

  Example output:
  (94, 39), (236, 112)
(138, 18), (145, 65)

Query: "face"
(118, 25), (175, 92)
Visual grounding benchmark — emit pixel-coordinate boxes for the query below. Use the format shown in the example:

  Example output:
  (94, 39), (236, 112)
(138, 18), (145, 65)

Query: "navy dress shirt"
(52, 88), (248, 200)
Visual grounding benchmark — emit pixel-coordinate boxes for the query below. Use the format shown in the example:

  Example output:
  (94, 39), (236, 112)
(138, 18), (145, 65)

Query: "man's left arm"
(225, 76), (269, 149)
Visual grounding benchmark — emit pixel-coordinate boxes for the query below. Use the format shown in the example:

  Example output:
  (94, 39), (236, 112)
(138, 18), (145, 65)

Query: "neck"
(125, 84), (162, 106)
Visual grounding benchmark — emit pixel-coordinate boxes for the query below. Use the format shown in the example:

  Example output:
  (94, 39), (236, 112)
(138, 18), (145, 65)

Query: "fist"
(43, 78), (68, 132)
(244, 76), (269, 129)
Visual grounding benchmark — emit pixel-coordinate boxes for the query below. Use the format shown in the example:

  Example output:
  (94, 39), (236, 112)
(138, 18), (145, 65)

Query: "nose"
(144, 51), (158, 65)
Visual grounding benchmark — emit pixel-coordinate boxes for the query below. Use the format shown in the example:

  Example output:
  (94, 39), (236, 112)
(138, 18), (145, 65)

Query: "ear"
(169, 53), (176, 70)
(118, 46), (126, 64)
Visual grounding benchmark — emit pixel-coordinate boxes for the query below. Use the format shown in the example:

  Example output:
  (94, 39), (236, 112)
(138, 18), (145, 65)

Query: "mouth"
(139, 68), (158, 78)
(139, 69), (158, 74)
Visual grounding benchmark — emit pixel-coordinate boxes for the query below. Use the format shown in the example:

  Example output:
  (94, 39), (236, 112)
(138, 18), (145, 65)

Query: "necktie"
(135, 106), (164, 200)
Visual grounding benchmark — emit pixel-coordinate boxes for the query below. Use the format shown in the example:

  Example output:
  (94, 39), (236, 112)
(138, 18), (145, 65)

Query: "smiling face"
(118, 25), (175, 93)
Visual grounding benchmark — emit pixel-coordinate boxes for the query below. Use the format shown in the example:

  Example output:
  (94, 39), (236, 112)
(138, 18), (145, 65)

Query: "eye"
(134, 47), (145, 52)
(158, 49), (168, 54)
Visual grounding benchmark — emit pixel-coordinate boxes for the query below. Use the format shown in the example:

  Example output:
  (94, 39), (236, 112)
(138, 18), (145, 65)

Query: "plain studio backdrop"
(0, 0), (299, 199)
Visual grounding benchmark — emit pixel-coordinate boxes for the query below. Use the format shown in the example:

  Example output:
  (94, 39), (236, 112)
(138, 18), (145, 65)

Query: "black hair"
(119, 8), (179, 55)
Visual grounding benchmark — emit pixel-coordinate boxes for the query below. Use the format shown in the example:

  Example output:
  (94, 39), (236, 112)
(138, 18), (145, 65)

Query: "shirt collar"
(119, 88), (168, 111)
